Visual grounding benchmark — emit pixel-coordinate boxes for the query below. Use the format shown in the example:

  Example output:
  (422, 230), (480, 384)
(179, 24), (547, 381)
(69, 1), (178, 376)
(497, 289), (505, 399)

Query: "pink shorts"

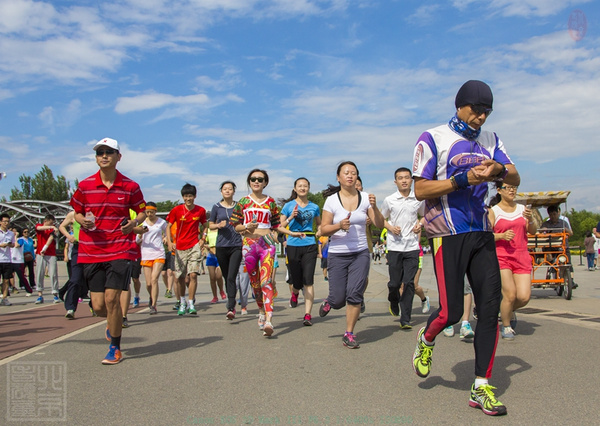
(498, 251), (532, 274)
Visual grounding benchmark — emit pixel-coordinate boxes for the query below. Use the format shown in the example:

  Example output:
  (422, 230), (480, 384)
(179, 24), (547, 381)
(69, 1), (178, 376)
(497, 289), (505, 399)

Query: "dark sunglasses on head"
(471, 104), (493, 116)
(249, 177), (265, 183)
(96, 149), (117, 156)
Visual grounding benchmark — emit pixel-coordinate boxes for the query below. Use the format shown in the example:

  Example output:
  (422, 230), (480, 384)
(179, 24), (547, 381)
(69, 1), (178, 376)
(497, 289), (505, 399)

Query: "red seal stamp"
(568, 9), (587, 41)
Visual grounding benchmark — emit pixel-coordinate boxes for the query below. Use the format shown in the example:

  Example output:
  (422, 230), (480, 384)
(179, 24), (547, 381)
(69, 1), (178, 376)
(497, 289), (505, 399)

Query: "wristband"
(493, 163), (508, 182)
(454, 172), (469, 190)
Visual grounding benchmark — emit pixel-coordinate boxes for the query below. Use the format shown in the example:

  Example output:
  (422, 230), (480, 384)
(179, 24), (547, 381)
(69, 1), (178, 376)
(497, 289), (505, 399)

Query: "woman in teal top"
(280, 177), (321, 326)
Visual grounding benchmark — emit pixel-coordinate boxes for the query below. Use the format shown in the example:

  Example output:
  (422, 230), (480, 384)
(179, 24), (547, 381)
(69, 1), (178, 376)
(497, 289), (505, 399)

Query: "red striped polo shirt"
(70, 170), (146, 263)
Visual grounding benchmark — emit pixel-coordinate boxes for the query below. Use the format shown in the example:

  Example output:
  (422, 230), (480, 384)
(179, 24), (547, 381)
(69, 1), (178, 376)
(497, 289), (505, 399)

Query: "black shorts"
(287, 244), (318, 289)
(131, 259), (142, 279)
(163, 251), (175, 271)
(0, 262), (12, 280)
(83, 260), (132, 293)
(321, 257), (328, 269)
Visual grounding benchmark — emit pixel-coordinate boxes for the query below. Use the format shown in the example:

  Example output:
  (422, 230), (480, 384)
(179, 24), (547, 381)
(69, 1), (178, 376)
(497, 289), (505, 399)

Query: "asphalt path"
(1, 255), (599, 425)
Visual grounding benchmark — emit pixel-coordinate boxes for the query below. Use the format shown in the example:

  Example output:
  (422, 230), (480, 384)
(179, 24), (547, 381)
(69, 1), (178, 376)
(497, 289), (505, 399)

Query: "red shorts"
(497, 251), (531, 274)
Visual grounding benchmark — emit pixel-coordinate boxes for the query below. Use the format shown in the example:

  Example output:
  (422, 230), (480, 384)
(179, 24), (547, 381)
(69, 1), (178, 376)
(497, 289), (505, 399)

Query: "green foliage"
(564, 208), (600, 247)
(10, 165), (73, 201)
(155, 200), (180, 213)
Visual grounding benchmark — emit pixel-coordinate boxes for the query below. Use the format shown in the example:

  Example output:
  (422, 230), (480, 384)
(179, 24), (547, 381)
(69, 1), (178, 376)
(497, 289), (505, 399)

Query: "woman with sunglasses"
(280, 177), (321, 326)
(488, 182), (537, 340)
(318, 161), (384, 348)
(230, 169), (303, 337)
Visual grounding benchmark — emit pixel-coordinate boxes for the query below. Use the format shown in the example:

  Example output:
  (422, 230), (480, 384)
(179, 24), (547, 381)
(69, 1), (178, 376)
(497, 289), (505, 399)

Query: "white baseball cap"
(93, 137), (120, 151)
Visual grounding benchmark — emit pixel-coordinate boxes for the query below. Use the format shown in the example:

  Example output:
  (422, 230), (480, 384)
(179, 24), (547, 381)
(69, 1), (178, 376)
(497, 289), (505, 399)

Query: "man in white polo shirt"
(380, 167), (424, 329)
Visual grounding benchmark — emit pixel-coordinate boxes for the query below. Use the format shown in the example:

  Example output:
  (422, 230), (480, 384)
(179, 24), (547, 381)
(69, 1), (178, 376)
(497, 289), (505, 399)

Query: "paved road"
(1, 256), (598, 425)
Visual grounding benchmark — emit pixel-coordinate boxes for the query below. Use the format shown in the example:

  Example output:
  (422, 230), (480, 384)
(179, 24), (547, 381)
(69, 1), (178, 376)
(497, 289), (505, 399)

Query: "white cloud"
(115, 93), (210, 114)
(452, 0), (593, 17)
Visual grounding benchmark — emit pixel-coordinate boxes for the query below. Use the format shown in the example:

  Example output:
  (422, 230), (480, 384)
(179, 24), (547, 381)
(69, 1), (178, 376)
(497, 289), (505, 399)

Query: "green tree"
(155, 200), (180, 213)
(10, 165), (73, 201)
(564, 208), (600, 247)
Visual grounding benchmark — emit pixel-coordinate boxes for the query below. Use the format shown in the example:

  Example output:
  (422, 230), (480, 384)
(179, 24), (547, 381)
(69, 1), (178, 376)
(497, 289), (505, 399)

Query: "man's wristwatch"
(493, 163), (508, 181)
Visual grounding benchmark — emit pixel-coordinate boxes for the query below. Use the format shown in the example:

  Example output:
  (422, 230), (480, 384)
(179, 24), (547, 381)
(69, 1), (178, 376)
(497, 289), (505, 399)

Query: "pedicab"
(514, 191), (573, 300)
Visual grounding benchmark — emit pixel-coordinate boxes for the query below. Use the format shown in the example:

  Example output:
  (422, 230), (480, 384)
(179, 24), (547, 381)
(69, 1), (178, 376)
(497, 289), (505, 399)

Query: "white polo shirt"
(380, 190), (424, 252)
(0, 229), (14, 263)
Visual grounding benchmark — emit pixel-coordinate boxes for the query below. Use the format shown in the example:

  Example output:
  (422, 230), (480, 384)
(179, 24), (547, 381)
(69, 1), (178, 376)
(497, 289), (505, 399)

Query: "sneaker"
(65, 310), (75, 319)
(510, 312), (517, 330)
(26, 292), (33, 297)
(303, 314), (312, 326)
(400, 323), (412, 330)
(241, 308), (248, 315)
(220, 290), (226, 300)
(0, 298), (12, 306)
(324, 276), (328, 281)
(412, 327), (434, 378)
(53, 295), (60, 304)
(258, 314), (266, 330)
(35, 296), (44, 304)
(460, 323), (475, 339)
(149, 306), (158, 315)
(165, 289), (173, 298)
(443, 325), (455, 337)
(122, 317), (129, 328)
(101, 345), (123, 365)
(11, 287), (19, 294)
(319, 300), (331, 317)
(501, 326), (515, 340)
(133, 296), (140, 308)
(289, 292), (299, 308)
(342, 332), (360, 349)
(178, 303), (187, 316)
(188, 304), (197, 315)
(360, 301), (365, 313)
(105, 326), (111, 341)
(263, 321), (274, 337)
(173, 301), (180, 311)
(469, 384), (507, 416)
(389, 303), (399, 317)
(226, 309), (236, 320)
(210, 297), (218, 304)
(421, 296), (430, 314)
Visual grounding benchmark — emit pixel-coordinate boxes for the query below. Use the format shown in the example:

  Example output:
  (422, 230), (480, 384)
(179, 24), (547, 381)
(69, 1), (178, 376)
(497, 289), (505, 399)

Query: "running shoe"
(165, 289), (172, 298)
(210, 297), (218, 304)
(303, 314), (312, 326)
(122, 317), (129, 328)
(460, 323), (475, 339)
(53, 295), (60, 304)
(101, 345), (123, 365)
(510, 312), (517, 330)
(342, 332), (360, 349)
(149, 306), (158, 315)
(400, 323), (412, 330)
(226, 309), (236, 320)
(289, 292), (299, 308)
(258, 314), (266, 330)
(0, 298), (12, 306)
(389, 303), (399, 317)
(65, 310), (75, 319)
(173, 301), (180, 311)
(178, 303), (187, 316)
(188, 304), (197, 315)
(11, 287), (19, 294)
(468, 384), (507, 416)
(35, 296), (44, 304)
(105, 326), (111, 341)
(241, 308), (248, 315)
(501, 326), (515, 340)
(443, 325), (455, 337)
(220, 290), (226, 300)
(412, 327), (434, 378)
(263, 321), (274, 337)
(133, 296), (140, 308)
(324, 276), (328, 281)
(421, 296), (430, 314)
(319, 300), (331, 317)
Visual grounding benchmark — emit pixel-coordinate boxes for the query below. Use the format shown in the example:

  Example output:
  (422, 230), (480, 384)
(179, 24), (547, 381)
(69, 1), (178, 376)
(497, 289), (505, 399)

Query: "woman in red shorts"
(489, 183), (537, 340)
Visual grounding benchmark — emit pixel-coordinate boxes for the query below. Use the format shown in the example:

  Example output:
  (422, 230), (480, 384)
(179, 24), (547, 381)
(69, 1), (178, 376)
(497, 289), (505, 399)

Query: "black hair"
(0, 213), (10, 221)
(282, 177), (310, 204)
(44, 214), (55, 222)
(394, 167), (412, 178)
(547, 205), (559, 214)
(146, 201), (157, 208)
(220, 181), (237, 191)
(181, 183), (197, 197)
(322, 161), (359, 197)
(488, 181), (504, 207)
(246, 169), (269, 187)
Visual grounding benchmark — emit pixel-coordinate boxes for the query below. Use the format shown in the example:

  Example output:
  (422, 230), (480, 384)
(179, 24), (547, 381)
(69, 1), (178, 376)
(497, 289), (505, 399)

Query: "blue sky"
(0, 0), (598, 212)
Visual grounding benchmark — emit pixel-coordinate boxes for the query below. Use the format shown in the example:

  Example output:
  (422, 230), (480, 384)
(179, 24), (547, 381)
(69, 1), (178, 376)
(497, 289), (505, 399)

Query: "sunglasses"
(501, 185), (518, 191)
(249, 177), (265, 183)
(471, 104), (493, 117)
(96, 149), (117, 156)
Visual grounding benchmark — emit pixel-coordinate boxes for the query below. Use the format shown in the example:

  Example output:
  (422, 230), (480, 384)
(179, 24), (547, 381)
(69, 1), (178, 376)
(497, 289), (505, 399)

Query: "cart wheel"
(562, 271), (572, 300)
(547, 269), (561, 295)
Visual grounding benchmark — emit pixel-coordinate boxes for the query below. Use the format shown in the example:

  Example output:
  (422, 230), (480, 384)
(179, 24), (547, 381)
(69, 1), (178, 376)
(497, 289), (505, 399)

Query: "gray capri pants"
(326, 249), (370, 309)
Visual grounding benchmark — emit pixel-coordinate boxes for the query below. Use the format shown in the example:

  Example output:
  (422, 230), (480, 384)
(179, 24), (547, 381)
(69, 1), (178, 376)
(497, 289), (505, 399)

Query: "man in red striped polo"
(70, 137), (146, 365)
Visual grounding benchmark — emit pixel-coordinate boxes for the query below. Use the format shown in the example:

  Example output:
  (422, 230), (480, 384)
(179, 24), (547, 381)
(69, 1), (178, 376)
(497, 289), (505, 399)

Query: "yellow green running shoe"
(412, 327), (434, 378)
(468, 384), (507, 416)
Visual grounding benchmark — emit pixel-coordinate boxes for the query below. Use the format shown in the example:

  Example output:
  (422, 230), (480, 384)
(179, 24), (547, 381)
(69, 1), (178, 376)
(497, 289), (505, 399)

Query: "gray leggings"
(326, 249), (370, 309)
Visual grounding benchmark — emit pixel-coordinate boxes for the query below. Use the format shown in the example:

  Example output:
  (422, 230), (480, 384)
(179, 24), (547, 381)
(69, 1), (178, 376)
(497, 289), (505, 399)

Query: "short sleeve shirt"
(281, 200), (320, 246)
(323, 191), (371, 254)
(380, 190), (424, 252)
(166, 204), (207, 251)
(140, 217), (167, 261)
(209, 202), (242, 248)
(35, 225), (57, 256)
(230, 195), (281, 230)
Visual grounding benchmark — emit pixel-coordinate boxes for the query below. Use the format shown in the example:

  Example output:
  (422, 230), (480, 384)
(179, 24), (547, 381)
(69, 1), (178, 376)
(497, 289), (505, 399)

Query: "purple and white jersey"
(412, 123), (513, 239)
